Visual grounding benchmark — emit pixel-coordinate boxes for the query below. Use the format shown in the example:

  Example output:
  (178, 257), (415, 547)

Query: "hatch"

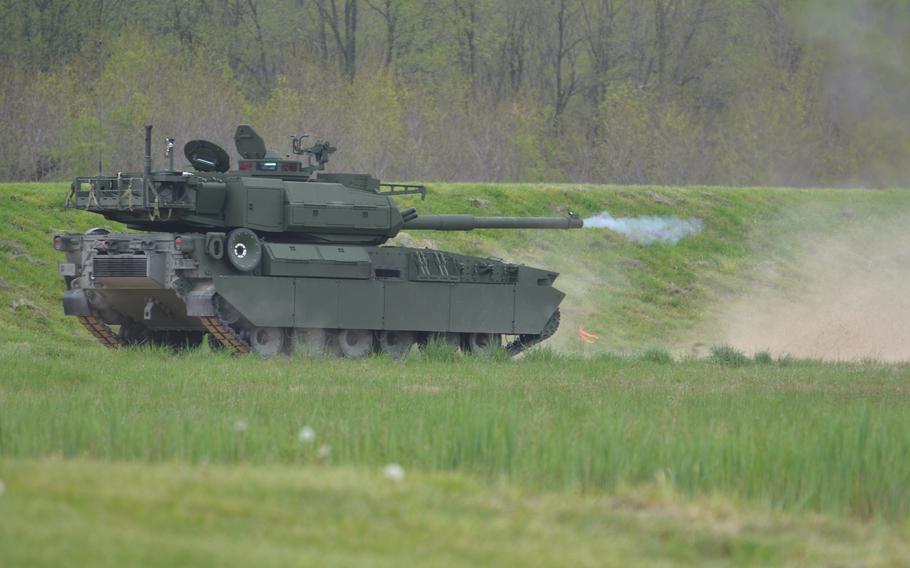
(184, 140), (230, 172)
(234, 124), (267, 159)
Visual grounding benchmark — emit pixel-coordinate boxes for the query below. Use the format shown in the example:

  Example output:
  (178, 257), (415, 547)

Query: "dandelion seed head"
(298, 426), (316, 444)
(383, 463), (405, 481)
(234, 419), (248, 433)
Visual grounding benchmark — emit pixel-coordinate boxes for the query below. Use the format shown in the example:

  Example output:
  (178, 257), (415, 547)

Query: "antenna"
(144, 125), (153, 177)
(96, 37), (104, 176)
(94, 1), (105, 177)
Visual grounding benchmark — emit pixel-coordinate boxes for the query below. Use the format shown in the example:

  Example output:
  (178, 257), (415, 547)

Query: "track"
(77, 314), (121, 350)
(505, 309), (561, 356)
(199, 315), (250, 355)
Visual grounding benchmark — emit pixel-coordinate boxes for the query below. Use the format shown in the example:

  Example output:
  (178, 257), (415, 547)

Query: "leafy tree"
(0, 0), (907, 187)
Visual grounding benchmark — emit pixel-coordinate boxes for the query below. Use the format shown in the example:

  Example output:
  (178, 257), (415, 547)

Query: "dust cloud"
(706, 214), (910, 362)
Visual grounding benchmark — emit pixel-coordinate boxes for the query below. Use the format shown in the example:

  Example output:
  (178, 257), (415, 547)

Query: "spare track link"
(505, 309), (561, 357)
(199, 315), (250, 355)
(77, 314), (121, 350)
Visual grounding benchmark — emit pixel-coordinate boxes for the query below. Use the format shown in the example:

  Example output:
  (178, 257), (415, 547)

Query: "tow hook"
(143, 298), (172, 321)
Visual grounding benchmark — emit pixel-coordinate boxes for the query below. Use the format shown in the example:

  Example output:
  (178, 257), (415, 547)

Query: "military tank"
(55, 125), (582, 358)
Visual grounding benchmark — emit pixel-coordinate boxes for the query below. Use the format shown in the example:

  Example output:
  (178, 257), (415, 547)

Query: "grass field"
(2, 459), (907, 567)
(1, 345), (910, 566)
(1, 183), (909, 565)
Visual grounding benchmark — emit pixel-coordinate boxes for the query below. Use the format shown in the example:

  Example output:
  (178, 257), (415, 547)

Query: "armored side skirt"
(212, 276), (563, 335)
(62, 289), (92, 316)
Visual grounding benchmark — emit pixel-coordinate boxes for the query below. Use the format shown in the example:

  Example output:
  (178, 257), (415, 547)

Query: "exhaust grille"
(93, 256), (148, 278)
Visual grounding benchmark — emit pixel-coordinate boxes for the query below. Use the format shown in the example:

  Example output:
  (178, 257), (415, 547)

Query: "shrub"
(638, 347), (674, 364)
(753, 351), (773, 365)
(709, 344), (750, 367)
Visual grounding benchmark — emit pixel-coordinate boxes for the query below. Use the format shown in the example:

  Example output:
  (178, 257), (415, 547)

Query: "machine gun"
(291, 134), (336, 171)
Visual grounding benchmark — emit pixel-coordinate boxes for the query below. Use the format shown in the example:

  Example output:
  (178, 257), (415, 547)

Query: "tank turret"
(66, 125), (581, 244)
(56, 124), (583, 359)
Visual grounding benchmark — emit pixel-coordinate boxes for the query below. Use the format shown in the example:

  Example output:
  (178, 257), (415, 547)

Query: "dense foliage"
(1, 0), (908, 186)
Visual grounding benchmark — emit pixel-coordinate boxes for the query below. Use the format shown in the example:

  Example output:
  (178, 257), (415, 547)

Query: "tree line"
(0, 0), (908, 187)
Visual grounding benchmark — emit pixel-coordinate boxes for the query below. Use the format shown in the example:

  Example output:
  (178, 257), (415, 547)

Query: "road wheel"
(463, 333), (501, 355)
(378, 331), (414, 360)
(249, 326), (286, 357)
(337, 329), (372, 359)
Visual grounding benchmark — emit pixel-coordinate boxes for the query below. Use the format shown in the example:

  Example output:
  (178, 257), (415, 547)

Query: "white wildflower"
(298, 426), (316, 444)
(383, 463), (405, 481)
(234, 419), (248, 433)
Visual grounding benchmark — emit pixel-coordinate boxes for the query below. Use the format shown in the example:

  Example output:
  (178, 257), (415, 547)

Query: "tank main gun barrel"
(402, 213), (582, 231)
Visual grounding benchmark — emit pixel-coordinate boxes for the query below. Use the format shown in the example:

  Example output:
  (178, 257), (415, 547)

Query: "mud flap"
(185, 289), (216, 317)
(62, 289), (91, 316)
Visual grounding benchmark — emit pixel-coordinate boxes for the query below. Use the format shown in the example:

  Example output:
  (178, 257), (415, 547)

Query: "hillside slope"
(1, 183), (908, 356)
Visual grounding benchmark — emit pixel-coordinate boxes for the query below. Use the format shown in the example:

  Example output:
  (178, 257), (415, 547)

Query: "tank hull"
(58, 231), (565, 356)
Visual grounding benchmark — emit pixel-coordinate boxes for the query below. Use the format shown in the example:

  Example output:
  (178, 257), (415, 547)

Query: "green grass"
(2, 342), (909, 520)
(1, 458), (908, 568)
(1, 345), (909, 565)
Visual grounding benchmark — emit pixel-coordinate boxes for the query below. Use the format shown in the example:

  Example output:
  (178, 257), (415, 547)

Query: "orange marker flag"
(578, 327), (599, 344)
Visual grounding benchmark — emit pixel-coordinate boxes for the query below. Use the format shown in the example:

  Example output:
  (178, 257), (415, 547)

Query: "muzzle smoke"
(583, 211), (703, 244)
